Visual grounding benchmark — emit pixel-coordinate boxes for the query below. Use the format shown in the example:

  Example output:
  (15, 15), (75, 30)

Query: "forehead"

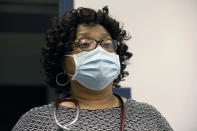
(76, 24), (111, 39)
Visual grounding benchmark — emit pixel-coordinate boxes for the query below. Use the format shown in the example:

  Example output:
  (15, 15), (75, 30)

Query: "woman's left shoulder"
(125, 98), (174, 130)
(125, 98), (162, 113)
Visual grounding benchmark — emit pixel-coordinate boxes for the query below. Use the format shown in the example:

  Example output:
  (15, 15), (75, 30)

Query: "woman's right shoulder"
(12, 103), (54, 131)
(19, 103), (54, 118)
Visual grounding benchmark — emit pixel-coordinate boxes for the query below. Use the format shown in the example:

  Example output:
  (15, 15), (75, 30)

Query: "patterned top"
(12, 99), (173, 131)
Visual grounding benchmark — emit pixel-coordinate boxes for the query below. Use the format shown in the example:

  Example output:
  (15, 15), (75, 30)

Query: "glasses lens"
(78, 38), (96, 51)
(102, 39), (118, 52)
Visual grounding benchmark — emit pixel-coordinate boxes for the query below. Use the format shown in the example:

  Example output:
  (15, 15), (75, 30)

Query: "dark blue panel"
(58, 0), (73, 16)
(112, 88), (132, 99)
(0, 1), (57, 7)
(0, 13), (55, 33)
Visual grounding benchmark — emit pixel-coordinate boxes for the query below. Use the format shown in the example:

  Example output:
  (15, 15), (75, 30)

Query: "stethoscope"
(54, 93), (125, 131)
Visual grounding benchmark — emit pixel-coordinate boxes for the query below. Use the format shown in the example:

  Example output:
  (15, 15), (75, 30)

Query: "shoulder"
(18, 103), (54, 118)
(12, 103), (54, 131)
(125, 99), (160, 118)
(125, 98), (158, 112)
(125, 99), (173, 130)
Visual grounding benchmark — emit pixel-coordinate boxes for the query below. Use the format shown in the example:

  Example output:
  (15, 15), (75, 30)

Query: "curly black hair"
(41, 6), (133, 96)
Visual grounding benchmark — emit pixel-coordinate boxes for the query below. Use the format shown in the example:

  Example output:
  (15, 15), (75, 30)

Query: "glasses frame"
(72, 38), (120, 52)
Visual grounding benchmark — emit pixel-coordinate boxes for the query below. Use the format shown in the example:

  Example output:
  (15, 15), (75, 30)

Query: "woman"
(12, 7), (173, 131)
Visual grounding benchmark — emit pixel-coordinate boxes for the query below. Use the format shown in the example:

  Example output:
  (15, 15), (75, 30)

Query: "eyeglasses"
(72, 38), (119, 52)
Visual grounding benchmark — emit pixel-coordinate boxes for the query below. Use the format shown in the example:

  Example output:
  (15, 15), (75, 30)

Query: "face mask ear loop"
(64, 54), (77, 80)
(67, 73), (74, 80)
(65, 55), (73, 57)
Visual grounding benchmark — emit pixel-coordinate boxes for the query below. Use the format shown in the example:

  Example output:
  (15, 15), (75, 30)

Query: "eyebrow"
(77, 32), (110, 37)
(77, 32), (88, 36)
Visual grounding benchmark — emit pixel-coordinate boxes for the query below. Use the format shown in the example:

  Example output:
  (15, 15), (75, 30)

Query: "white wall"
(75, 0), (197, 130)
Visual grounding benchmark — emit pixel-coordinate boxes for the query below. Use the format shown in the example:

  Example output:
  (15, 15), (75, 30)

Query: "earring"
(56, 72), (69, 86)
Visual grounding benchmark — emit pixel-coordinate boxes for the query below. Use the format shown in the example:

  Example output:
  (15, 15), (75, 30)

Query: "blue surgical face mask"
(65, 47), (120, 91)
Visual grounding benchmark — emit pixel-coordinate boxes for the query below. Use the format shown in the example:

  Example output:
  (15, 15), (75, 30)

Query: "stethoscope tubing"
(54, 93), (125, 131)
(113, 93), (125, 131)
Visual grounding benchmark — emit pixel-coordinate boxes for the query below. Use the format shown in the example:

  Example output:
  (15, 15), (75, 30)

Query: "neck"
(69, 80), (120, 109)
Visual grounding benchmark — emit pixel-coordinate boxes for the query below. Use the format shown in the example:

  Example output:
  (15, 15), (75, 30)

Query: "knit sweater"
(12, 99), (173, 131)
